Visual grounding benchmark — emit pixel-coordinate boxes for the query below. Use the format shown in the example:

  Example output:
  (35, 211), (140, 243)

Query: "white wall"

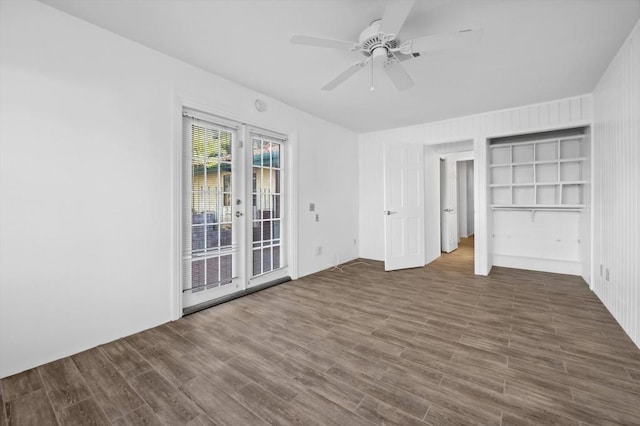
(457, 160), (474, 239)
(492, 210), (583, 275)
(580, 131), (592, 284)
(359, 94), (593, 275)
(592, 19), (640, 348)
(457, 161), (468, 239)
(467, 161), (475, 236)
(0, 1), (359, 377)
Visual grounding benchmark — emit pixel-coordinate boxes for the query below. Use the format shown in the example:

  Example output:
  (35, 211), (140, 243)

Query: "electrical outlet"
(600, 264), (603, 276)
(353, 238), (357, 245)
(606, 268), (610, 281)
(314, 246), (322, 256)
(315, 214), (319, 222)
(309, 203), (315, 212)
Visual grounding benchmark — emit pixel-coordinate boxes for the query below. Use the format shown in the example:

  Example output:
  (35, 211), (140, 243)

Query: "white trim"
(484, 121), (591, 140)
(588, 125), (595, 291)
(475, 135), (490, 276)
(183, 107), (240, 130)
(493, 254), (581, 276)
(247, 126), (287, 142)
(170, 94), (183, 320)
(287, 131), (299, 280)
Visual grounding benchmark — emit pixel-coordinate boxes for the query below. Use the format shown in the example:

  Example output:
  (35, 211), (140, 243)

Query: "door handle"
(384, 210), (398, 215)
(235, 211), (243, 217)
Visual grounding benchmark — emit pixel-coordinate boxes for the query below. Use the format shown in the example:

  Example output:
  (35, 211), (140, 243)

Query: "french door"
(181, 110), (286, 312)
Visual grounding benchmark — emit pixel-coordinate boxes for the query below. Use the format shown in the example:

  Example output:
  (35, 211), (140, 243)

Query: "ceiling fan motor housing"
(359, 19), (398, 60)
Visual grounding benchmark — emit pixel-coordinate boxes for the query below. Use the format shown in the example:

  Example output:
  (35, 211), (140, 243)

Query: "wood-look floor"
(2, 237), (640, 425)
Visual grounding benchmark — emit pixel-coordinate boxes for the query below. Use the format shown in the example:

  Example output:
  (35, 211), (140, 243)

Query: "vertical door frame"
(170, 95), (298, 320)
(439, 157), (447, 252)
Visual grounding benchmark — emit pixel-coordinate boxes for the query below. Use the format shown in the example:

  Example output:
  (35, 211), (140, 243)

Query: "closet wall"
(592, 19), (639, 347)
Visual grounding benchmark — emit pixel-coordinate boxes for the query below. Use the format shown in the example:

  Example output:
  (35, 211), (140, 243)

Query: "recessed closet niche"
(489, 127), (591, 277)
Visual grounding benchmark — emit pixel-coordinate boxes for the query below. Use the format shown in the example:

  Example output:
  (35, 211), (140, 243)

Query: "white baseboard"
(492, 254), (581, 276)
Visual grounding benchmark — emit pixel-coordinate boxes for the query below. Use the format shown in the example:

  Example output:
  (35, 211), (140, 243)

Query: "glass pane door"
(182, 117), (244, 309)
(251, 136), (283, 277)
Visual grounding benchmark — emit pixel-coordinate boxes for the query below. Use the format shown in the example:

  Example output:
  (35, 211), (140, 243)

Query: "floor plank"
(0, 369), (43, 403)
(56, 398), (110, 426)
(4, 389), (57, 426)
(38, 359), (91, 412)
(99, 340), (151, 378)
(0, 383), (6, 426)
(180, 376), (268, 425)
(71, 348), (143, 421)
(128, 370), (202, 424)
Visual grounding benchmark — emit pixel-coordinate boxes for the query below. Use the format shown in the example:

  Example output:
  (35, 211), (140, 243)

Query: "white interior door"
(440, 157), (458, 253)
(424, 146), (441, 264)
(384, 142), (425, 271)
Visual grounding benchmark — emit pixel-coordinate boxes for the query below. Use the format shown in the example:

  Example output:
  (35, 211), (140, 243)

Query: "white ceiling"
(40, 0), (639, 132)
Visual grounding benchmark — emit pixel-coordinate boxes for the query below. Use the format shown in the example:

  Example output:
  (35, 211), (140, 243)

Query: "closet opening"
(488, 126), (591, 278)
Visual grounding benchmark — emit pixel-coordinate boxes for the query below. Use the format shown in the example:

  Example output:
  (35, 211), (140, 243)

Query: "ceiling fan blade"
(322, 58), (370, 91)
(404, 29), (483, 54)
(291, 34), (356, 51)
(384, 56), (414, 91)
(379, 0), (415, 36)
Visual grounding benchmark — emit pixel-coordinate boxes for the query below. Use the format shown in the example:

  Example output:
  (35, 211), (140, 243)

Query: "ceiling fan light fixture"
(371, 46), (388, 63)
(290, 0), (483, 92)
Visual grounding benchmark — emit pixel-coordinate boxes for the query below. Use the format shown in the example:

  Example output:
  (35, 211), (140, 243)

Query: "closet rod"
(492, 207), (583, 221)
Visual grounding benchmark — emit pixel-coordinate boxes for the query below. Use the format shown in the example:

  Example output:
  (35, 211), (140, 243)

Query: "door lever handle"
(384, 210), (398, 215)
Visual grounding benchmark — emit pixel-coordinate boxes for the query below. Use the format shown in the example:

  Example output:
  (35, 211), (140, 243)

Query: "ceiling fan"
(290, 0), (482, 92)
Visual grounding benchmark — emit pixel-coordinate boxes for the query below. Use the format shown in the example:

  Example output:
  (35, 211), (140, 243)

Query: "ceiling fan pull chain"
(370, 57), (375, 91)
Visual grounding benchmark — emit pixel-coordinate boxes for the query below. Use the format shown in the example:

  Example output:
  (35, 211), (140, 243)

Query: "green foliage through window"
(192, 125), (232, 173)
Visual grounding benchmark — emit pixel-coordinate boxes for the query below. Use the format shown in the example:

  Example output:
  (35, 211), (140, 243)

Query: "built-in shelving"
(489, 136), (587, 208)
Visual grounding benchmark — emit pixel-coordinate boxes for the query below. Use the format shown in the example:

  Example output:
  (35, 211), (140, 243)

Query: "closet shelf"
(491, 204), (584, 209)
(489, 135), (587, 207)
(489, 157), (587, 168)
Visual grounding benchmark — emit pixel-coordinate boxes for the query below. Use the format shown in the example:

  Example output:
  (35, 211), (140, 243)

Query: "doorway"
(181, 109), (287, 313)
(440, 155), (475, 254)
(426, 141), (475, 265)
(456, 159), (475, 244)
